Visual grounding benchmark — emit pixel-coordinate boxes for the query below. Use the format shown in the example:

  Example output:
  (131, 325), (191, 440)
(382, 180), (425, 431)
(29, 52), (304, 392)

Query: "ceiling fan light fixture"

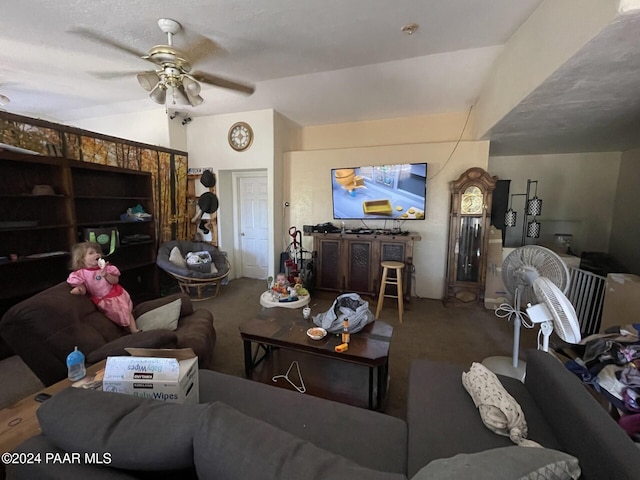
(149, 83), (167, 104)
(186, 93), (204, 106)
(182, 76), (201, 95)
(169, 85), (191, 106)
(137, 72), (159, 92)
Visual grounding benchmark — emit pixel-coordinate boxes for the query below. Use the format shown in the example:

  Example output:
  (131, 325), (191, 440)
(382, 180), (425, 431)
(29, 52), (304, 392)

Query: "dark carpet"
(198, 278), (539, 420)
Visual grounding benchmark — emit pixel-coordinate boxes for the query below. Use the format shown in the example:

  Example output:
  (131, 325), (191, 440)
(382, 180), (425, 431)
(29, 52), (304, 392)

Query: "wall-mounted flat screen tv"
(331, 163), (427, 220)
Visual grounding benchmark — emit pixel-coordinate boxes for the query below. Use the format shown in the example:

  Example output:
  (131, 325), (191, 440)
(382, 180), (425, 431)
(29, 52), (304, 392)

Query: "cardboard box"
(102, 348), (199, 404)
(600, 274), (640, 333)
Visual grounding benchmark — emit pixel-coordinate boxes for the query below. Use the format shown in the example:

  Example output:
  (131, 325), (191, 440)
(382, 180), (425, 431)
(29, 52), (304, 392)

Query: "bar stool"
(375, 261), (404, 323)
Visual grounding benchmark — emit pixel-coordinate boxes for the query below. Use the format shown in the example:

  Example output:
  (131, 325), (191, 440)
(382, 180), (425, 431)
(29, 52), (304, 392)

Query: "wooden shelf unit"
(0, 151), (159, 312)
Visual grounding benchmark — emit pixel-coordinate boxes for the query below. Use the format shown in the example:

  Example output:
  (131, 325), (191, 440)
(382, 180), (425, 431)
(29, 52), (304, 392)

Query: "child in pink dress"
(67, 242), (140, 333)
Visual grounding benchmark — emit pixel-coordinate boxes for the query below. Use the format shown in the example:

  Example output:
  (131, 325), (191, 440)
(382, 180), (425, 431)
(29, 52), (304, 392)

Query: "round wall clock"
(228, 122), (254, 151)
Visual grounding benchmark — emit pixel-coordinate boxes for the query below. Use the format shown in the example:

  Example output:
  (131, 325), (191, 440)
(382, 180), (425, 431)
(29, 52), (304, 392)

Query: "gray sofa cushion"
(411, 446), (580, 480)
(193, 401), (407, 480)
(198, 369), (407, 474)
(406, 358), (561, 477)
(8, 435), (142, 480)
(36, 387), (208, 472)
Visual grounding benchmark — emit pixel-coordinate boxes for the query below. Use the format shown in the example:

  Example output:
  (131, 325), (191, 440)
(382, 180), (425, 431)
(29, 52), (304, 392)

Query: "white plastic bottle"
(66, 346), (86, 381)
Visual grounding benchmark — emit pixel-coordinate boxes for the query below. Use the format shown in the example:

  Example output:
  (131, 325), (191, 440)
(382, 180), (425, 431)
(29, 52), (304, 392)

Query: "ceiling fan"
(74, 18), (255, 107)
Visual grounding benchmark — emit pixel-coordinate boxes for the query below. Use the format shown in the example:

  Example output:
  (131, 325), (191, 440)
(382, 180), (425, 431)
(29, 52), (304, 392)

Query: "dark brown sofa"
(0, 282), (216, 386)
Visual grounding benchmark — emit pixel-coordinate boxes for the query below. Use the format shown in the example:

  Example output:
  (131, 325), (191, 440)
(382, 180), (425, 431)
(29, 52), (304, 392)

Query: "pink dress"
(67, 265), (133, 327)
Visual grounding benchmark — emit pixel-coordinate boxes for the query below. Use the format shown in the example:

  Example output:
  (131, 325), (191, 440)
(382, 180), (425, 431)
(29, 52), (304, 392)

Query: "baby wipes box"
(103, 348), (199, 404)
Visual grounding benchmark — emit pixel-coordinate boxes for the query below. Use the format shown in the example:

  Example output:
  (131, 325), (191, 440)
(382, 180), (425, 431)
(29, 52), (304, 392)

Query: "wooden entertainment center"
(307, 231), (421, 301)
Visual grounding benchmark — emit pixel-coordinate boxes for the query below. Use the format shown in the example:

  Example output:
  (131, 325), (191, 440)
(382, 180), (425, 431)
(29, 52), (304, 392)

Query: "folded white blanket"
(462, 362), (541, 447)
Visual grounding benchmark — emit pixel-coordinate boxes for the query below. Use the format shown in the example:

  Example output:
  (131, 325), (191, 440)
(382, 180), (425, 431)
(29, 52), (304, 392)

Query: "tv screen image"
(331, 163), (427, 220)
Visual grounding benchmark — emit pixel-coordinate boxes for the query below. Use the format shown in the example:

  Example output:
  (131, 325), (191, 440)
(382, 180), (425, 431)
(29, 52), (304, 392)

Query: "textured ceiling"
(487, 10), (640, 155)
(2, 0), (640, 155)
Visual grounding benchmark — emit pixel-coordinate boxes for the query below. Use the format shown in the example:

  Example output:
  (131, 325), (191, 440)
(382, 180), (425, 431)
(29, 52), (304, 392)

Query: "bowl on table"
(307, 327), (327, 340)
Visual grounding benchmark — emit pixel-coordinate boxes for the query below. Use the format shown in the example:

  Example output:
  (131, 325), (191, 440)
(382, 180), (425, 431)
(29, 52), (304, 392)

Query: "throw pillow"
(135, 298), (181, 331)
(193, 401), (406, 480)
(411, 446), (580, 480)
(462, 362), (539, 447)
(169, 246), (187, 268)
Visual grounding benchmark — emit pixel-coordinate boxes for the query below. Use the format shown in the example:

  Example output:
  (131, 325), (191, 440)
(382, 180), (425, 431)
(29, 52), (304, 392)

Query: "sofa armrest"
(86, 330), (177, 364)
(524, 349), (640, 480)
(133, 293), (194, 319)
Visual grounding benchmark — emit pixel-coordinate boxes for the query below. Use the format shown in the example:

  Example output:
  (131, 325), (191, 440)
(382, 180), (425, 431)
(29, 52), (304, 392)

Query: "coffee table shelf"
(240, 309), (392, 410)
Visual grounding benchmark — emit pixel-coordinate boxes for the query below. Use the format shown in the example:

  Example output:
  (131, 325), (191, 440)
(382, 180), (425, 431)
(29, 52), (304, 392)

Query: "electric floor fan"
(482, 245), (570, 381)
(526, 276), (581, 352)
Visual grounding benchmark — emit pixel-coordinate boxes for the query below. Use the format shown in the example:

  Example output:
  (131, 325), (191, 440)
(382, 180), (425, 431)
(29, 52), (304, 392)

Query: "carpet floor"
(199, 277), (539, 419)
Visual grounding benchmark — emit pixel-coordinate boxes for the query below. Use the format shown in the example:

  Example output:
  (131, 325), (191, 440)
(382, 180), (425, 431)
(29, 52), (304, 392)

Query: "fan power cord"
(494, 302), (533, 329)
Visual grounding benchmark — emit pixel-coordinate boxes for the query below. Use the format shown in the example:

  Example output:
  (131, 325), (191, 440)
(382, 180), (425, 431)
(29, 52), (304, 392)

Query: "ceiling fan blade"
(88, 70), (142, 80)
(69, 27), (149, 60)
(185, 35), (227, 64)
(191, 71), (255, 95)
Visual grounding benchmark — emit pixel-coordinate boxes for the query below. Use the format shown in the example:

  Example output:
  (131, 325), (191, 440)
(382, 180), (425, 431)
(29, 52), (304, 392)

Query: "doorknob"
(241, 232), (245, 236)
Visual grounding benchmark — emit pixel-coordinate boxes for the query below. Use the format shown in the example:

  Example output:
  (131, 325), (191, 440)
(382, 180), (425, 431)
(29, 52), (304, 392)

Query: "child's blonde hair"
(69, 241), (103, 270)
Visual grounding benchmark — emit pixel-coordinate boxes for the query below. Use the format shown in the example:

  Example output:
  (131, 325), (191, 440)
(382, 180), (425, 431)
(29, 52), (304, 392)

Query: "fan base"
(482, 356), (526, 382)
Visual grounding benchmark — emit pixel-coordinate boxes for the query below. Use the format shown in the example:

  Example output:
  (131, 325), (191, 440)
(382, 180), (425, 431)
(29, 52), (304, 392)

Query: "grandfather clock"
(444, 167), (498, 305)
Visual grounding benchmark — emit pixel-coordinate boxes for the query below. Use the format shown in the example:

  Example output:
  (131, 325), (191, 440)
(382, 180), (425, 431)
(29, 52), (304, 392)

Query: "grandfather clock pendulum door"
(444, 167), (497, 305)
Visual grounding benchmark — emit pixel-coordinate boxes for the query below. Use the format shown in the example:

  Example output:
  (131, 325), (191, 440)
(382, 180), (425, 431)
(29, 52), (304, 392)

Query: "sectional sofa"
(6, 349), (640, 479)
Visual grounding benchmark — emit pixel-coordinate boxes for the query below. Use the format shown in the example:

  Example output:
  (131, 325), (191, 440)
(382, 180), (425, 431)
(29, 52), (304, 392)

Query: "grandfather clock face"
(460, 186), (484, 215)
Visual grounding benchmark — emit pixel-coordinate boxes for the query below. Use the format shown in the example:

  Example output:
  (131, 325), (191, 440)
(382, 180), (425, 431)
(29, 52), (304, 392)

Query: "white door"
(237, 174), (269, 279)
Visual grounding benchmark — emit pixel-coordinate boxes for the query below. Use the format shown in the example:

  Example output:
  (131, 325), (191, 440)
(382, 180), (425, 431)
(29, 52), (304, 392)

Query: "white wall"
(186, 109), (277, 278)
(285, 140), (489, 299)
(610, 149), (640, 274)
(489, 152), (621, 254)
(68, 108), (176, 149)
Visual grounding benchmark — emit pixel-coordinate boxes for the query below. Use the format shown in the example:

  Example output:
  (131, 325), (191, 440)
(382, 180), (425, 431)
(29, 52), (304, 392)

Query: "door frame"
(232, 169), (269, 278)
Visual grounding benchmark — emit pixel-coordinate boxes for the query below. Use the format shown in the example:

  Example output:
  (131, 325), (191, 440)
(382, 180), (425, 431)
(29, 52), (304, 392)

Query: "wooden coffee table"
(239, 309), (393, 410)
(0, 361), (105, 454)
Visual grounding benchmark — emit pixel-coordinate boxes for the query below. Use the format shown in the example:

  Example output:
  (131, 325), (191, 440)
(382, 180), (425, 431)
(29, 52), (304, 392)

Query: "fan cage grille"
(502, 245), (569, 307)
(533, 277), (581, 344)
